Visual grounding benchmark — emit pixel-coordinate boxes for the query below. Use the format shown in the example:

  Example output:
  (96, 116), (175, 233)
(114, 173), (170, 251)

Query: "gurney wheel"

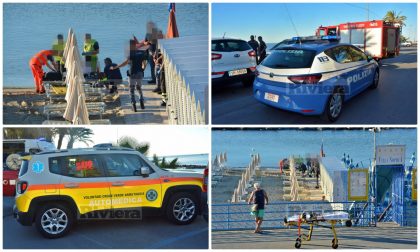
(332, 238), (338, 249)
(345, 220), (352, 227)
(295, 238), (302, 249)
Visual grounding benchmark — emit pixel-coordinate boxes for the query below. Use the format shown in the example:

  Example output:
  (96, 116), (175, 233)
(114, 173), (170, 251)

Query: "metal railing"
(212, 201), (375, 231)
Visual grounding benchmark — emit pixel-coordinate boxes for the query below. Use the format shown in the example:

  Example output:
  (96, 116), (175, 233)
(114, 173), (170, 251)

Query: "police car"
(253, 36), (379, 122)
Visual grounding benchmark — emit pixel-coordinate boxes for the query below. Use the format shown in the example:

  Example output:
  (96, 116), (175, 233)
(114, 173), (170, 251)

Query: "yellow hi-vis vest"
(83, 39), (98, 54)
(83, 39), (98, 71)
(52, 40), (65, 63)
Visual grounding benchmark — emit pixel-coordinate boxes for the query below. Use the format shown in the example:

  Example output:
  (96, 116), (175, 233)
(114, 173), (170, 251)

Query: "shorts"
(251, 209), (264, 218)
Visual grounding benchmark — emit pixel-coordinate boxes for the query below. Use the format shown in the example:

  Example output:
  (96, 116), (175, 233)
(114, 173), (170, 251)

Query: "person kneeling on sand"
(248, 183), (268, 233)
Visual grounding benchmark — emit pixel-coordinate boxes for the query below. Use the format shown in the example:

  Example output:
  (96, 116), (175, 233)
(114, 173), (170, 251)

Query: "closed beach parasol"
(63, 32), (89, 124)
(166, 3), (179, 38)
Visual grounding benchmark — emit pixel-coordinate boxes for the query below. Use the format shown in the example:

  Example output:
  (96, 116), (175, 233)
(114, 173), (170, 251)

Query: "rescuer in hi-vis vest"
(51, 34), (65, 73)
(82, 33), (100, 74)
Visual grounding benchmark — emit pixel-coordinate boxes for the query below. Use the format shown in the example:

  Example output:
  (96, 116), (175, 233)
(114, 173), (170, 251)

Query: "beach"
(3, 81), (170, 125)
(3, 87), (124, 125)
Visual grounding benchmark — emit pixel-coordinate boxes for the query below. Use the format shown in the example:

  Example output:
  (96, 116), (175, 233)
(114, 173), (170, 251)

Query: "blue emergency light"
(321, 35), (341, 41)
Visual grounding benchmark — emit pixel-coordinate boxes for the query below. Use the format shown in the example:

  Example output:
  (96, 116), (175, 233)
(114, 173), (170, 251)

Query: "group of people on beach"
(29, 21), (167, 112)
(248, 35), (267, 64)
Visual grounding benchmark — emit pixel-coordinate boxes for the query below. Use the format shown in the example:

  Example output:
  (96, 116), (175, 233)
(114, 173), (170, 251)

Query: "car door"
(54, 154), (112, 215)
(102, 153), (162, 210)
(325, 45), (366, 98)
(347, 45), (375, 90)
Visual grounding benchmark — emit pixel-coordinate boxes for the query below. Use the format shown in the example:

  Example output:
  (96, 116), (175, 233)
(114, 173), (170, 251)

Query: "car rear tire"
(323, 89), (343, 122)
(35, 203), (73, 239)
(242, 77), (254, 87)
(370, 70), (379, 89)
(166, 192), (198, 225)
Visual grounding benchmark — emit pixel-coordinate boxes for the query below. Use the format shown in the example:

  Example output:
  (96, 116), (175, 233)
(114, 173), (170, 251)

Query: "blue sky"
(212, 3), (417, 43)
(57, 126), (210, 156)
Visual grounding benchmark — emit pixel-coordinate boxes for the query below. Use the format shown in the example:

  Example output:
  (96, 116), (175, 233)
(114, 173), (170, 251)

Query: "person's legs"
(160, 67), (167, 106)
(256, 210), (264, 232)
(128, 76), (137, 112)
(154, 65), (161, 91)
(134, 72), (145, 109)
(91, 55), (98, 73)
(254, 217), (259, 233)
(30, 64), (39, 92)
(34, 66), (45, 93)
(149, 55), (156, 83)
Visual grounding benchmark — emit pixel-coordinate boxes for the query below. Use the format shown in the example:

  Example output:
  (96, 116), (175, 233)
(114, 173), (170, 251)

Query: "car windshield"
(262, 49), (316, 69)
(212, 39), (251, 52)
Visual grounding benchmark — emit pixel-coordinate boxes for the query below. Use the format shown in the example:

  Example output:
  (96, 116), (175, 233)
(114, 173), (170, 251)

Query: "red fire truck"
(316, 20), (401, 61)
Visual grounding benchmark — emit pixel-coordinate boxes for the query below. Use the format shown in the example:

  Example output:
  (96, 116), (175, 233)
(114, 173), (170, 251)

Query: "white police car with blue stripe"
(253, 36), (379, 122)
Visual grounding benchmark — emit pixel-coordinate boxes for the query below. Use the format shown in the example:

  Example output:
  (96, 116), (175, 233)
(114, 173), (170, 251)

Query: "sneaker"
(132, 103), (137, 112)
(161, 100), (166, 106)
(152, 88), (161, 93)
(140, 100), (145, 109)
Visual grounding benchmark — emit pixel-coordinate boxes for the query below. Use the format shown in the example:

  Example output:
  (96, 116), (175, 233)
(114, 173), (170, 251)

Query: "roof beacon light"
(321, 35), (340, 41)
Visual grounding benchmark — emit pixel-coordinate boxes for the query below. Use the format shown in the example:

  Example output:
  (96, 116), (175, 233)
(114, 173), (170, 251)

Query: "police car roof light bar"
(321, 35), (341, 41)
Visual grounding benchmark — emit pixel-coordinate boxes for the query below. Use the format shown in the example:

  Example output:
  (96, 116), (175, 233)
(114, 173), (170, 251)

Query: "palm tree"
(118, 136), (150, 155)
(66, 128), (94, 149)
(152, 154), (160, 166)
(51, 128), (69, 149)
(168, 158), (179, 169)
(383, 11), (407, 27)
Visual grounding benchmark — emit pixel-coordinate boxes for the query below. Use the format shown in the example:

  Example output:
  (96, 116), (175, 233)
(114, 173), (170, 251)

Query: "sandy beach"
(3, 88), (124, 124)
(3, 82), (167, 125)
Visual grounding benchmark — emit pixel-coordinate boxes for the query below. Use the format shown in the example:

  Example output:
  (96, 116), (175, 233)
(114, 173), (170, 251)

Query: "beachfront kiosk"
(373, 145), (417, 226)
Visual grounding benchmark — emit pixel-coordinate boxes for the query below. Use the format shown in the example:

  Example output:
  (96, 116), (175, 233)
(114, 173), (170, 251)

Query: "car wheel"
(35, 203), (73, 239)
(323, 89), (343, 122)
(166, 192), (198, 225)
(242, 77), (254, 87)
(370, 70), (379, 89)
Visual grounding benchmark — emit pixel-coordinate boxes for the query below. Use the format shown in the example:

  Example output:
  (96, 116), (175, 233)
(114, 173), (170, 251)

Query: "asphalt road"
(212, 47), (417, 124)
(212, 224), (417, 249)
(3, 197), (208, 249)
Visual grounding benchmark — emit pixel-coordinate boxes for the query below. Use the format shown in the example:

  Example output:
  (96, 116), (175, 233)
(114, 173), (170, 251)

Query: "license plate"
(9, 180), (16, 185)
(264, 92), (279, 103)
(228, 68), (247, 76)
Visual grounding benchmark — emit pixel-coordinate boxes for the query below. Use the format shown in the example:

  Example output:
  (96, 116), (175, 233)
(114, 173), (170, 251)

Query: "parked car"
(212, 38), (257, 87)
(401, 42), (412, 47)
(253, 36), (379, 122)
(14, 146), (206, 238)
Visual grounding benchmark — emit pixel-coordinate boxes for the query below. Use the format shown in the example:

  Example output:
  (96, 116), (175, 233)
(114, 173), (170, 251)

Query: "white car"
(212, 38), (257, 87)
(401, 42), (412, 47)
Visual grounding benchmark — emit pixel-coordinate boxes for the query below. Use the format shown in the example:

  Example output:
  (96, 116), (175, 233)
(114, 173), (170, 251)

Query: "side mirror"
(367, 55), (373, 62)
(140, 166), (151, 177)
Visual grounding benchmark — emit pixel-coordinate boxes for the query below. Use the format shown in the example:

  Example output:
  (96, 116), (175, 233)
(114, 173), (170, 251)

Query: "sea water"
(3, 3), (208, 87)
(212, 128), (417, 167)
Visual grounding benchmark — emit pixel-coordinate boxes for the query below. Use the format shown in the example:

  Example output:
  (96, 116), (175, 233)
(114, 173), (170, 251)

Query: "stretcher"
(284, 211), (352, 249)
